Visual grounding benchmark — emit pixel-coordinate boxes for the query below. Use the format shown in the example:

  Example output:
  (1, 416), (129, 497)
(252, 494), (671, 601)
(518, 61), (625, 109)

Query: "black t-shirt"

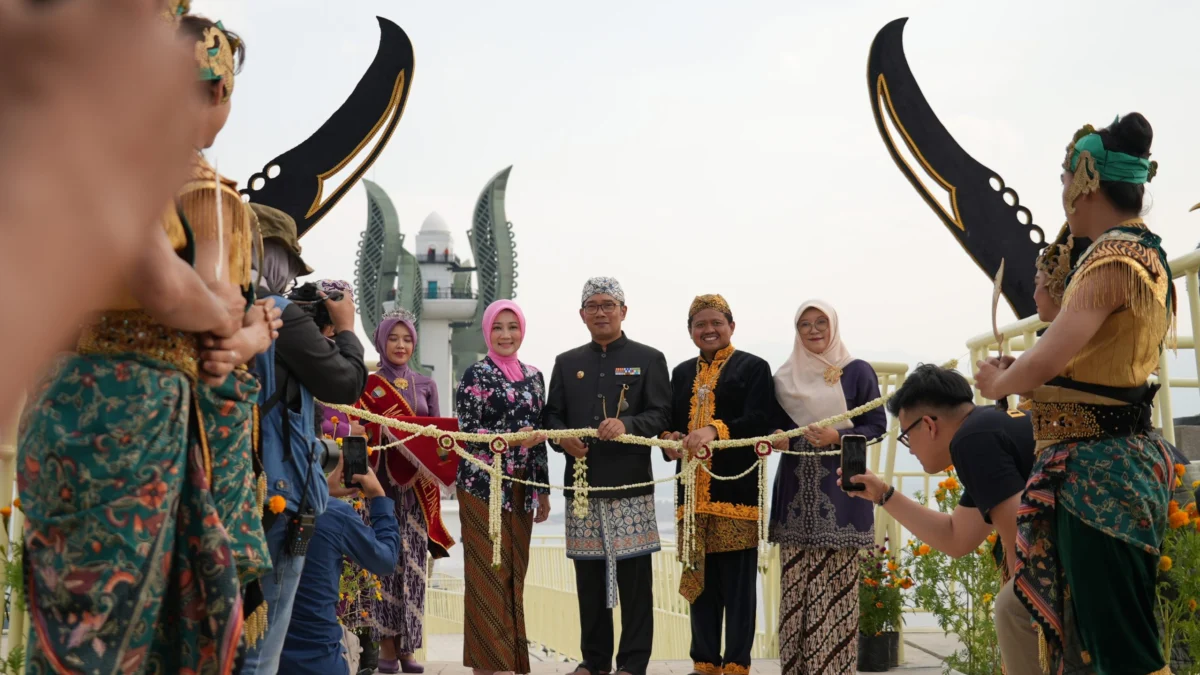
(950, 407), (1035, 524)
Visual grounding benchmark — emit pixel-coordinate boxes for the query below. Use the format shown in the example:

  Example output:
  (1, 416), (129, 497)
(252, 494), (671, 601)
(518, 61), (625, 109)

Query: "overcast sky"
(197, 0), (1200, 478)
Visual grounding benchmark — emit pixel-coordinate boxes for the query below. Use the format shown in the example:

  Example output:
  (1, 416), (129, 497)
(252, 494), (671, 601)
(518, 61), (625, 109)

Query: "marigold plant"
(859, 540), (906, 636)
(1158, 498), (1200, 672)
(906, 474), (1002, 675)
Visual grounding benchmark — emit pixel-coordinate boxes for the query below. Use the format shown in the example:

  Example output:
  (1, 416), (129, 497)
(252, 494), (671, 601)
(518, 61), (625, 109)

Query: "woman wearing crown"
(976, 113), (1175, 675)
(351, 308), (454, 674)
(18, 8), (278, 674)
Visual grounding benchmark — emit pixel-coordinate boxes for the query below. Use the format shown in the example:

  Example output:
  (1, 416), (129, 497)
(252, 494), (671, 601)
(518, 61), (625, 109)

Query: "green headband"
(1069, 133), (1151, 185)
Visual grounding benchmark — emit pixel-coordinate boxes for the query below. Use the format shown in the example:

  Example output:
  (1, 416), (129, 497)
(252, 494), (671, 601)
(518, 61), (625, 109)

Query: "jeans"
(240, 515), (308, 674)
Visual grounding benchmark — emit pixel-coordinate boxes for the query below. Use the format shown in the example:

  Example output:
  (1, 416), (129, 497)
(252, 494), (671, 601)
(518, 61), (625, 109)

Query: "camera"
(316, 437), (342, 475)
(287, 282), (341, 330)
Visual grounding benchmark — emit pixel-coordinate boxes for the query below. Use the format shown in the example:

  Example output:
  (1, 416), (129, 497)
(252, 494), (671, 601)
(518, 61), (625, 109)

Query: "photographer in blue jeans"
(242, 205), (369, 674)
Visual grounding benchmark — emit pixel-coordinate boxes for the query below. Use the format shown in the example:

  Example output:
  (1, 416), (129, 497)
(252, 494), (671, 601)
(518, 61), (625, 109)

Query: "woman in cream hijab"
(768, 300), (886, 674)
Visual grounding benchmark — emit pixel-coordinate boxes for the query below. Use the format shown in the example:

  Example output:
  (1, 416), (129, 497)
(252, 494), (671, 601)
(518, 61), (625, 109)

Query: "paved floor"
(401, 632), (956, 674)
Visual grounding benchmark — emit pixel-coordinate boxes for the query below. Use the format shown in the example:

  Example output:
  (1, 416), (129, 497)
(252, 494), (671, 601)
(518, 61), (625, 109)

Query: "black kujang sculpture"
(868, 17), (1045, 319)
(242, 17), (414, 238)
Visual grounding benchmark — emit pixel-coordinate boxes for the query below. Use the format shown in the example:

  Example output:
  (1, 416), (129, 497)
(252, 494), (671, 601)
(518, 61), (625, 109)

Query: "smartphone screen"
(342, 436), (369, 490)
(841, 434), (867, 492)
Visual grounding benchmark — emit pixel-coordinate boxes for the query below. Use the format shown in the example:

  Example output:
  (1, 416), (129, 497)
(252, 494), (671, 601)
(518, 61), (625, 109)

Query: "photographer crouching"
(241, 205), (369, 675)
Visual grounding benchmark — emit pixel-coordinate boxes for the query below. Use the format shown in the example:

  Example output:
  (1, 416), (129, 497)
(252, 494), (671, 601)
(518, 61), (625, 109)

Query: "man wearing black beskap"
(839, 364), (1042, 675)
(544, 276), (672, 675)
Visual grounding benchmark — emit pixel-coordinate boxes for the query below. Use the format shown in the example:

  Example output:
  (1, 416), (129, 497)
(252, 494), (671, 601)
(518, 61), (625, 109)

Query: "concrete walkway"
(402, 632), (956, 674)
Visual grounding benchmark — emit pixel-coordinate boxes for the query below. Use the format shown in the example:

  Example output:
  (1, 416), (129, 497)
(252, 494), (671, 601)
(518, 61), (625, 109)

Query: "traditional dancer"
(19, 9), (271, 673)
(456, 300), (551, 675)
(768, 300), (885, 674)
(354, 308), (454, 674)
(661, 294), (776, 675)
(544, 277), (672, 675)
(976, 113), (1174, 675)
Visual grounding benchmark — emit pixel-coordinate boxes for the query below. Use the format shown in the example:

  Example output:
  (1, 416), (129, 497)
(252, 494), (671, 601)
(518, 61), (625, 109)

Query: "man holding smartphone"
(279, 458), (400, 675)
(840, 364), (1040, 674)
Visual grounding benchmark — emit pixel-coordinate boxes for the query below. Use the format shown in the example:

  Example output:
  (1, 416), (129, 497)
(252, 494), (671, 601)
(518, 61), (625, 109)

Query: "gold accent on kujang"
(306, 71), (408, 219)
(876, 74), (964, 230)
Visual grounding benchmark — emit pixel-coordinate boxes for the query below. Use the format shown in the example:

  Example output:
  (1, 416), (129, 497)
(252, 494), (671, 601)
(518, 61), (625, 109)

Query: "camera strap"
(260, 366), (316, 538)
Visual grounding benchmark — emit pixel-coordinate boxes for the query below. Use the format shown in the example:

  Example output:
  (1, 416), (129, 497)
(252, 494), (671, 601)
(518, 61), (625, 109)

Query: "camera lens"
(317, 438), (342, 475)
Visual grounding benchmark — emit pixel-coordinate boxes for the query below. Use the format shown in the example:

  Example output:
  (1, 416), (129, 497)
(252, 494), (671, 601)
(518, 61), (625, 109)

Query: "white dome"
(420, 211), (451, 233)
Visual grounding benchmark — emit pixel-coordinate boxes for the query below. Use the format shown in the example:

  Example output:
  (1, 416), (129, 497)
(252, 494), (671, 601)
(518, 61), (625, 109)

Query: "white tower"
(415, 212), (476, 414)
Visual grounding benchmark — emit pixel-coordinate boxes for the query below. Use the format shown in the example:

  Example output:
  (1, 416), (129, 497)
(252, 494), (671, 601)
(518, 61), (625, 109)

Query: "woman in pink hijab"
(455, 300), (551, 675)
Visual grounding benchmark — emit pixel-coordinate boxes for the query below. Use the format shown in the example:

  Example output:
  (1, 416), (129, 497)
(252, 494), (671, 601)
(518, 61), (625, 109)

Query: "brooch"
(394, 378), (410, 391)
(823, 366), (843, 385)
(577, 371), (585, 379)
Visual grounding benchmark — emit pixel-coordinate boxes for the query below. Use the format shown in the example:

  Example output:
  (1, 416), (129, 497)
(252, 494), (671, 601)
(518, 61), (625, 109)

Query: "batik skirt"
(778, 546), (860, 675)
(460, 482), (533, 674)
(19, 353), (245, 675)
(346, 480), (427, 651)
(1015, 433), (1173, 675)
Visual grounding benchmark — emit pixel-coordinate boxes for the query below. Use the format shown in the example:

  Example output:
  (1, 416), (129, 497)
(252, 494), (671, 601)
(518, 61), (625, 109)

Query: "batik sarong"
(565, 494), (661, 608)
(19, 353), (245, 675)
(1015, 434), (1173, 675)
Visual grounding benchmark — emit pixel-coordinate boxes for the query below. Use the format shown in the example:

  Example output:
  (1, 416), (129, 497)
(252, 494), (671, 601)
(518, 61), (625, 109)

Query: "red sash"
(355, 373), (459, 556)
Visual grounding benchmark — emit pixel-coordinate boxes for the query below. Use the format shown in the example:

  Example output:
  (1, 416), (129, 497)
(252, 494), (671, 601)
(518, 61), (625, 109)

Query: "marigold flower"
(1169, 500), (1180, 516)
(935, 490), (946, 503)
(917, 544), (931, 556)
(887, 561), (898, 572)
(1160, 556), (1173, 572)
(1190, 598), (1198, 613)
(1169, 511), (1190, 530)
(1186, 503), (1197, 517)
(986, 532), (998, 545)
(943, 477), (959, 490)
(0, 507), (11, 518)
(900, 578), (914, 589)
(982, 593), (994, 603)
(976, 547), (985, 555)
(1176, 464), (1187, 478)
(863, 578), (879, 587)
(875, 602), (884, 609)
(361, 610), (369, 617)
(12, 498), (20, 510)
(1176, 477), (1184, 489)
(268, 495), (287, 514)
(1193, 480), (1200, 490)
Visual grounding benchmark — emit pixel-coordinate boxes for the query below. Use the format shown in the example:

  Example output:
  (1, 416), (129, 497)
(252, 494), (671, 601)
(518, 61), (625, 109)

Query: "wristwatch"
(878, 485), (896, 507)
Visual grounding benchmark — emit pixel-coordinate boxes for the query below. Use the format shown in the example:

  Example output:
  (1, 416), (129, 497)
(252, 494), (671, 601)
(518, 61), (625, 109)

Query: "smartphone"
(342, 436), (369, 490)
(840, 434), (868, 492)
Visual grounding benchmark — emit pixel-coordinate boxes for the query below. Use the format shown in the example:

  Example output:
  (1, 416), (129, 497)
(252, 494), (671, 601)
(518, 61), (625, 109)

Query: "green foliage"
(906, 475), (1003, 675)
(858, 542), (907, 636)
(1158, 496), (1200, 673)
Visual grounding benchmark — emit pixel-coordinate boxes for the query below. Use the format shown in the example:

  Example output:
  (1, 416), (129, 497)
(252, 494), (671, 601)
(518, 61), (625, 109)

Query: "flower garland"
(488, 437), (507, 568)
(322, 357), (962, 569)
(571, 457), (590, 520)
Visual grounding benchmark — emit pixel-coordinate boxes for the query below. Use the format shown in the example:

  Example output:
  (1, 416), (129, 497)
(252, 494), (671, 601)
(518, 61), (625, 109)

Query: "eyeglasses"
(583, 302), (621, 315)
(897, 416), (936, 448)
(797, 318), (830, 333)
